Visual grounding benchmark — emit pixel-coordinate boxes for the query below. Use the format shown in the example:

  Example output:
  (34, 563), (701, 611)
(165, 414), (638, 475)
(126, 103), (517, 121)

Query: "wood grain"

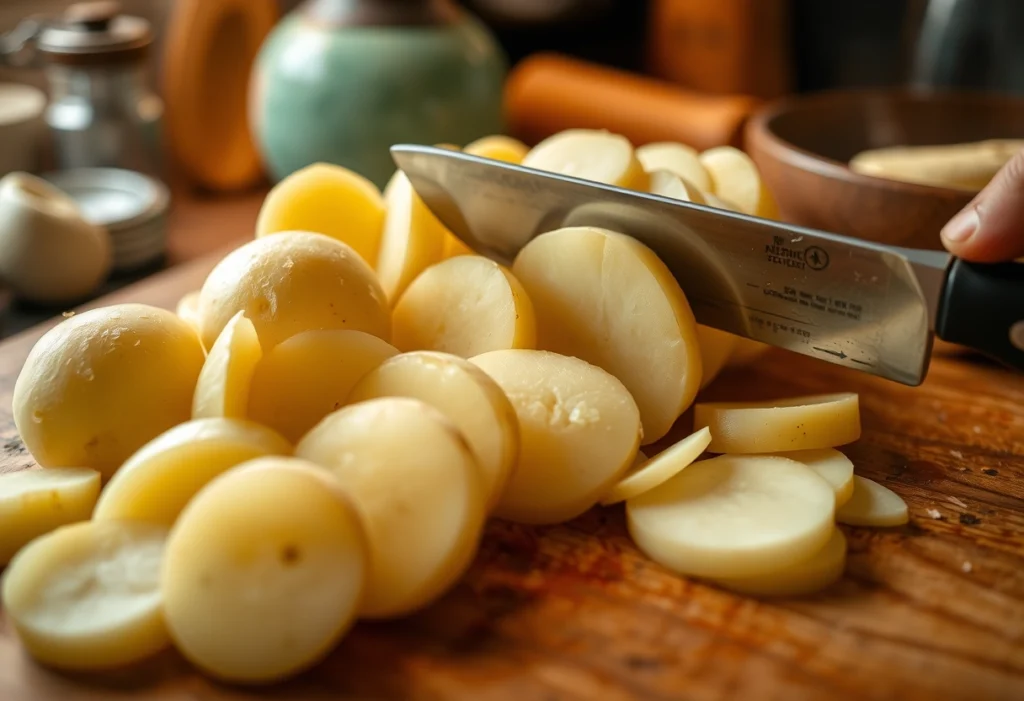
(0, 255), (1022, 700)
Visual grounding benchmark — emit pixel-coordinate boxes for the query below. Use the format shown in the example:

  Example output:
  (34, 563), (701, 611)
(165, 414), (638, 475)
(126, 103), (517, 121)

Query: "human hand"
(941, 147), (1024, 262)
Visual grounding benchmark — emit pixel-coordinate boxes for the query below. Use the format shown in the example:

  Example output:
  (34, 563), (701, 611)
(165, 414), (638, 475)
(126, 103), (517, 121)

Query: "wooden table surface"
(0, 213), (1021, 699)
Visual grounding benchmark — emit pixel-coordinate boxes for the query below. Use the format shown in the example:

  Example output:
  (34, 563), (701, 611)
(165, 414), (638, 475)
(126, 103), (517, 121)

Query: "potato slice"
(512, 227), (701, 443)
(442, 231), (474, 259)
(376, 172), (447, 303)
(836, 475), (908, 527)
(175, 290), (202, 334)
(600, 427), (711, 506)
(0, 468), (100, 564)
(636, 142), (713, 192)
(471, 350), (641, 524)
(626, 455), (836, 578)
(522, 128), (649, 190)
(712, 528), (847, 597)
(727, 337), (772, 366)
(198, 232), (391, 350)
(348, 351), (518, 512)
(192, 311), (261, 420)
(2, 520), (169, 671)
(704, 193), (741, 212)
(464, 134), (529, 164)
(695, 325), (738, 389)
(296, 398), (485, 618)
(393, 256), (537, 356)
(162, 457), (366, 683)
(247, 329), (399, 443)
(647, 169), (707, 204)
(93, 418), (292, 527)
(13, 304), (206, 479)
(694, 393), (861, 454)
(699, 146), (779, 218)
(771, 448), (855, 507)
(255, 163), (385, 268)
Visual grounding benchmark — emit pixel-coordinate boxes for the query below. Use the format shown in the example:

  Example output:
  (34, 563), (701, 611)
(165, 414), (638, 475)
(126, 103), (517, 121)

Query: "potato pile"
(0, 128), (908, 684)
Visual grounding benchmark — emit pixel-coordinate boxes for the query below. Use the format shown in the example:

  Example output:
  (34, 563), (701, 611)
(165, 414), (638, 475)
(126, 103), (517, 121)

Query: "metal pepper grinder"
(0, 1), (165, 178)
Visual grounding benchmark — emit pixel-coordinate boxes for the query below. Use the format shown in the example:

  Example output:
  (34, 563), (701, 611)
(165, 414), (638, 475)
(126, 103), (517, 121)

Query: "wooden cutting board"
(0, 250), (1022, 701)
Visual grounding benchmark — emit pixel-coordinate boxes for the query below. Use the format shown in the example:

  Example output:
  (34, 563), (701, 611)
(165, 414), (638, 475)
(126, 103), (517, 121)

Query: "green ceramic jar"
(250, 0), (507, 188)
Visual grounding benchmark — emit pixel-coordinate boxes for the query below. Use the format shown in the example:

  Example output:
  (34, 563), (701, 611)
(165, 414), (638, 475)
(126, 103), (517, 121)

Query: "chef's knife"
(390, 145), (1024, 386)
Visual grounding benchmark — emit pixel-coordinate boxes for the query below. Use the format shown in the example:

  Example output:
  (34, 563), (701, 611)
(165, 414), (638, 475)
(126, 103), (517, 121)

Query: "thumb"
(940, 148), (1024, 262)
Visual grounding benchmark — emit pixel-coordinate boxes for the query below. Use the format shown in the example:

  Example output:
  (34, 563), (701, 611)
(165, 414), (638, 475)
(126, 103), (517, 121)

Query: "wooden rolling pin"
(503, 53), (763, 150)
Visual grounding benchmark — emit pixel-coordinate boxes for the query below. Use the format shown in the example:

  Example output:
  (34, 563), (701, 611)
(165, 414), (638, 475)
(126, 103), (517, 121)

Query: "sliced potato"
(636, 142), (713, 192)
(255, 163), (385, 267)
(192, 311), (261, 419)
(2, 520), (169, 671)
(712, 528), (847, 597)
(699, 146), (779, 218)
(393, 255), (536, 356)
(600, 427), (711, 506)
(0, 467), (100, 565)
(442, 231), (474, 259)
(376, 172), (448, 303)
(836, 475), (909, 527)
(296, 398), (485, 618)
(727, 337), (772, 366)
(704, 193), (742, 212)
(175, 290), (202, 334)
(647, 169), (707, 204)
(464, 134), (529, 164)
(93, 418), (292, 527)
(694, 393), (861, 454)
(695, 324), (738, 389)
(771, 448), (855, 507)
(247, 329), (399, 443)
(512, 227), (702, 443)
(348, 351), (519, 512)
(198, 232), (391, 350)
(162, 457), (366, 684)
(13, 304), (206, 479)
(626, 455), (836, 578)
(522, 128), (649, 190)
(471, 349), (641, 524)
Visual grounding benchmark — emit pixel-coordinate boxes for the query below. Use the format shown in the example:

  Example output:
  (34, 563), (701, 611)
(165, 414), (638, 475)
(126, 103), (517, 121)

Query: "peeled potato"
(626, 455), (836, 578)
(636, 142), (713, 192)
(836, 475), (909, 527)
(175, 290), (202, 334)
(198, 232), (391, 350)
(255, 162), (385, 267)
(647, 169), (707, 204)
(464, 134), (529, 164)
(162, 457), (366, 684)
(600, 427), (711, 506)
(0, 467), (100, 564)
(348, 351), (518, 512)
(442, 231), (474, 259)
(296, 398), (485, 618)
(2, 520), (169, 671)
(247, 329), (399, 443)
(192, 311), (261, 419)
(93, 418), (292, 527)
(712, 528), (847, 597)
(695, 393), (861, 454)
(376, 172), (448, 303)
(522, 128), (649, 190)
(471, 350), (641, 524)
(696, 325), (738, 389)
(12, 304), (206, 479)
(393, 256), (537, 356)
(772, 448), (855, 507)
(512, 227), (702, 443)
(699, 146), (779, 218)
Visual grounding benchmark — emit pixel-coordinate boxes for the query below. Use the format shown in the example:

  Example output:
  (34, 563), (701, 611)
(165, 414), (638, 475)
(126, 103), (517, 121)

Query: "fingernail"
(942, 208), (979, 243)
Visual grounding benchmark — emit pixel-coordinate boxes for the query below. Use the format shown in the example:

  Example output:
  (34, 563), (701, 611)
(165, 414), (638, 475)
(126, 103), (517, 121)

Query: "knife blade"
(390, 144), (1024, 386)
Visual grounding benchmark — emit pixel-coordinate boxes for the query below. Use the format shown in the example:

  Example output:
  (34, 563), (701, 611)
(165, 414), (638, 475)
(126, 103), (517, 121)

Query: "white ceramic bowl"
(0, 83), (46, 178)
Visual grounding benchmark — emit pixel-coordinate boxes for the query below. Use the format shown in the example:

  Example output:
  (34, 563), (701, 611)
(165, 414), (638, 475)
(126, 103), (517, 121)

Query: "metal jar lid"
(37, 1), (152, 65)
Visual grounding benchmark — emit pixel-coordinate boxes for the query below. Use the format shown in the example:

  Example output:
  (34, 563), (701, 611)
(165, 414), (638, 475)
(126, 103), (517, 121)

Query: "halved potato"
(636, 142), (713, 192)
(464, 134), (529, 164)
(376, 173), (448, 303)
(522, 128), (649, 190)
(192, 310), (261, 419)
(699, 146), (779, 218)
(647, 169), (707, 204)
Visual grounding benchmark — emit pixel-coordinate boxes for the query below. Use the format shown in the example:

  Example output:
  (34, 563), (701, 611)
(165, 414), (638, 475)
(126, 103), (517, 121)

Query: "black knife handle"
(936, 259), (1024, 371)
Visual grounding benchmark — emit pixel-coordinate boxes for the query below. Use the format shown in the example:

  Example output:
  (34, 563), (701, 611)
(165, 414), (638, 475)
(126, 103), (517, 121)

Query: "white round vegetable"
(296, 398), (485, 618)
(523, 128), (649, 190)
(711, 528), (847, 598)
(771, 448), (855, 507)
(636, 142), (713, 192)
(599, 427), (711, 506)
(471, 349), (641, 524)
(2, 520), (169, 671)
(626, 454), (836, 578)
(698, 146), (779, 218)
(162, 457), (367, 684)
(836, 475), (909, 527)
(376, 172), (447, 304)
(192, 310), (262, 419)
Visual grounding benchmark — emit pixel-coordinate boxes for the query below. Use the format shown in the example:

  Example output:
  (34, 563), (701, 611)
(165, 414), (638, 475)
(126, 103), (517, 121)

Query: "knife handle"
(936, 259), (1024, 371)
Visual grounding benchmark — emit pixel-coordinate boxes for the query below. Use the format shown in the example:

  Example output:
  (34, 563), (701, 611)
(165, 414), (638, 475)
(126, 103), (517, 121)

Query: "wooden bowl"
(744, 88), (1024, 251)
